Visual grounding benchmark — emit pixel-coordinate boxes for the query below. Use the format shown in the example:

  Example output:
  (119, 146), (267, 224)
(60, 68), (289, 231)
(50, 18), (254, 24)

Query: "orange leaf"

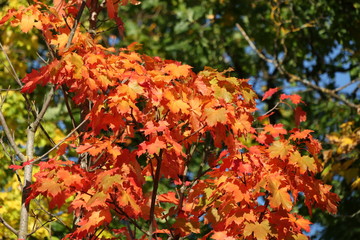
(20, 14), (35, 32)
(163, 63), (192, 78)
(289, 129), (313, 140)
(77, 209), (112, 235)
(137, 137), (167, 156)
(158, 192), (179, 204)
(264, 123), (287, 137)
(262, 87), (279, 101)
(280, 94), (302, 104)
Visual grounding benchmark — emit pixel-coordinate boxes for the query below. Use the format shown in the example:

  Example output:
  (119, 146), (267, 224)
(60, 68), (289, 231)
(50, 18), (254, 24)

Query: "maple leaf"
(289, 129), (313, 140)
(203, 108), (228, 126)
(0, 8), (16, 25)
(214, 86), (233, 102)
(243, 220), (271, 240)
(163, 63), (192, 78)
(289, 151), (316, 174)
(76, 209), (112, 237)
(137, 137), (167, 156)
(36, 180), (67, 208)
(269, 140), (292, 160)
(280, 94), (302, 104)
(143, 121), (169, 135)
(50, 33), (69, 51)
(262, 87), (279, 101)
(288, 214), (312, 232)
(168, 99), (190, 114)
(211, 231), (236, 240)
(264, 123), (287, 137)
(9, 164), (24, 170)
(194, 77), (212, 95)
(20, 14), (35, 33)
(268, 177), (293, 210)
(157, 192), (179, 204)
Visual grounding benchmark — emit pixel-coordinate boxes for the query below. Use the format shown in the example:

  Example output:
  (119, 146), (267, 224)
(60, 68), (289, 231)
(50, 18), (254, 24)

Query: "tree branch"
(31, 87), (54, 132)
(236, 22), (360, 111)
(0, 42), (23, 86)
(32, 118), (88, 164)
(148, 151), (163, 239)
(66, 0), (87, 49)
(334, 78), (360, 93)
(0, 215), (18, 236)
(0, 103), (26, 161)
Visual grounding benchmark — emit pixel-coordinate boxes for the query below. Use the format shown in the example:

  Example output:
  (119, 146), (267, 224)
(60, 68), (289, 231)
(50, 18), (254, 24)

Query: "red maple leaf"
(262, 87), (279, 101)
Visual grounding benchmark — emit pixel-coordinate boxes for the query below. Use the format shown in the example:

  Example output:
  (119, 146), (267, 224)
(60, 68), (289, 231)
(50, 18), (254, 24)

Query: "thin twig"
(0, 139), (24, 187)
(31, 87), (55, 132)
(65, 0), (87, 49)
(0, 42), (23, 86)
(236, 22), (360, 111)
(33, 199), (71, 231)
(62, 86), (78, 130)
(0, 88), (21, 92)
(235, 23), (275, 65)
(109, 196), (149, 236)
(1, 41), (60, 151)
(334, 78), (360, 92)
(0, 215), (18, 236)
(263, 101), (281, 116)
(32, 118), (88, 164)
(27, 218), (54, 237)
(177, 125), (206, 143)
(0, 107), (26, 161)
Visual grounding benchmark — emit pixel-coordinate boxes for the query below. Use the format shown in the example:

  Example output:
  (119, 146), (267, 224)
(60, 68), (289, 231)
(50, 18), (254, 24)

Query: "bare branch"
(263, 101), (281, 116)
(0, 215), (18, 236)
(0, 42), (23, 86)
(0, 105), (26, 161)
(149, 151), (163, 239)
(334, 78), (360, 93)
(289, 74), (360, 110)
(31, 87), (55, 132)
(236, 22), (360, 111)
(27, 218), (54, 237)
(62, 86), (78, 131)
(0, 139), (24, 187)
(32, 118), (88, 164)
(235, 23), (275, 65)
(33, 199), (71, 231)
(66, 0), (87, 49)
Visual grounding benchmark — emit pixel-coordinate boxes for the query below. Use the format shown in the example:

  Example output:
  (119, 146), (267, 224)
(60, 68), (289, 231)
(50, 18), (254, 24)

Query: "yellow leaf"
(20, 14), (35, 32)
(213, 86), (233, 102)
(289, 151), (315, 174)
(269, 140), (292, 160)
(168, 99), (190, 114)
(204, 108), (228, 126)
(351, 177), (360, 189)
(243, 220), (270, 240)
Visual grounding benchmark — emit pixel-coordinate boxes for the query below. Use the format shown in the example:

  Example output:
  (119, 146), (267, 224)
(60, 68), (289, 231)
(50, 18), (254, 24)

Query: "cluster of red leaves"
(1, 1), (339, 239)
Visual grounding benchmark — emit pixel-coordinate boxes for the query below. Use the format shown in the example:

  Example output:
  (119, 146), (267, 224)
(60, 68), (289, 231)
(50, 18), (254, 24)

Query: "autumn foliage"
(0, 0), (339, 239)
